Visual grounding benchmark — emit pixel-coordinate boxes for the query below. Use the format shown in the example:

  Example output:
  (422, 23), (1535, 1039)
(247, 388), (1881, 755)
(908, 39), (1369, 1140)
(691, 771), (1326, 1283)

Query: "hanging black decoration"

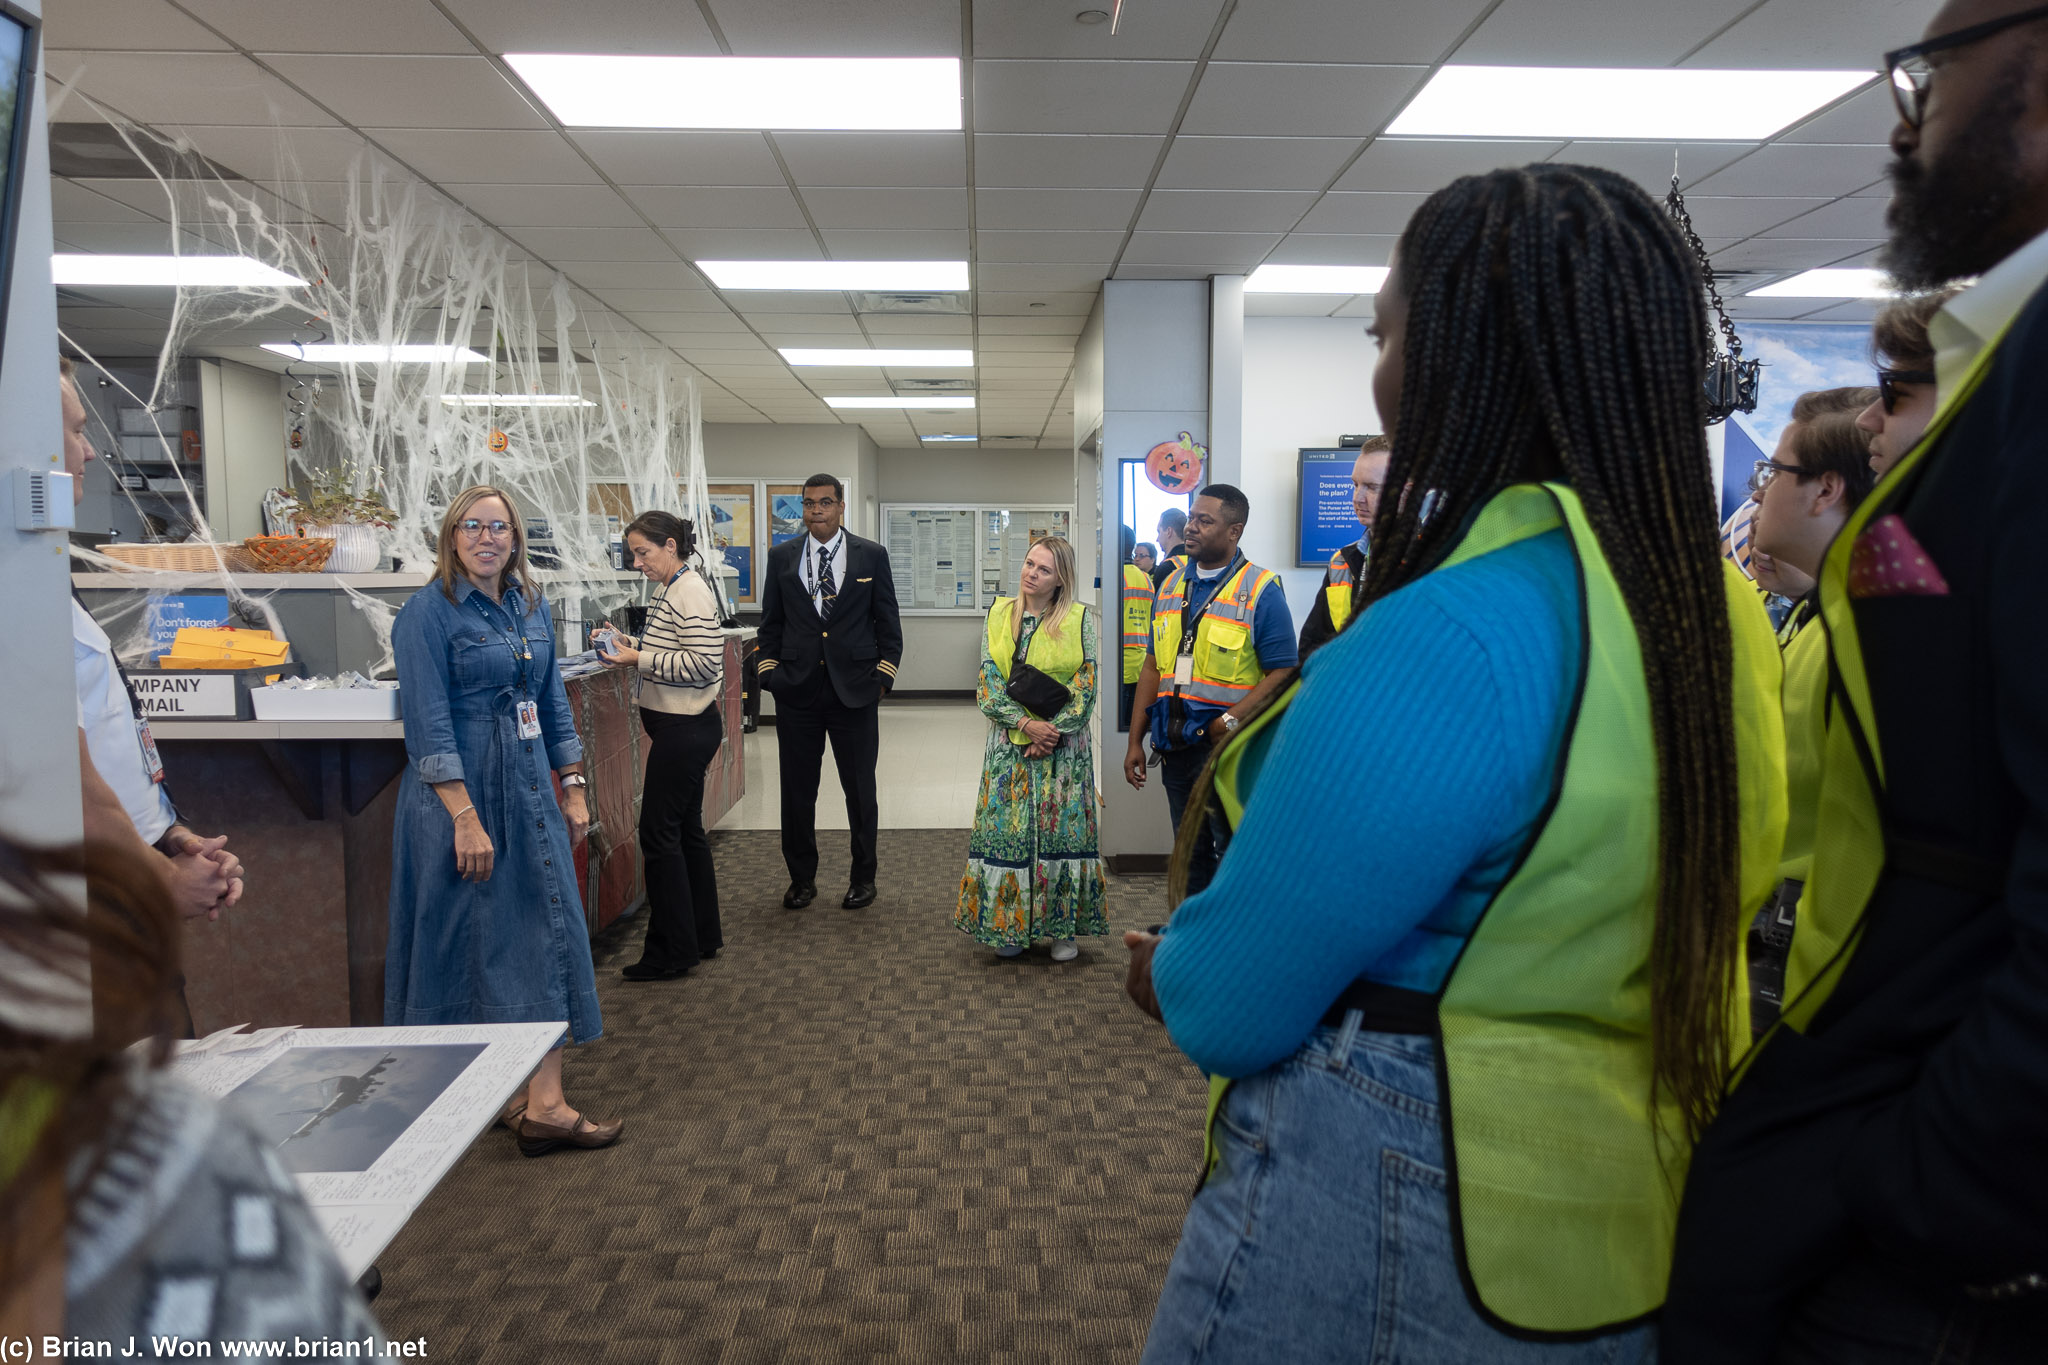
(1666, 173), (1761, 425)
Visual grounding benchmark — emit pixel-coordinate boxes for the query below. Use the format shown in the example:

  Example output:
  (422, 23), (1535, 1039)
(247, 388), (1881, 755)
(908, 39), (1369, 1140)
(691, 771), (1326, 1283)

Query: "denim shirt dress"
(384, 576), (602, 1044)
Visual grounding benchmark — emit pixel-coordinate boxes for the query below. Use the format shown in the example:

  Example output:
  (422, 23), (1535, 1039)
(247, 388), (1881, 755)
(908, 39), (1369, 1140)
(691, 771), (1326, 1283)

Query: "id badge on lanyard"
(1173, 653), (1195, 687)
(136, 717), (166, 783)
(516, 699), (542, 740)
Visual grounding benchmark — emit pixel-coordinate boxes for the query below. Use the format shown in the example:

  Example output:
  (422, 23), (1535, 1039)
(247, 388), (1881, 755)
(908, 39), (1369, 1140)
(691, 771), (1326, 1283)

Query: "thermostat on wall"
(13, 469), (76, 531)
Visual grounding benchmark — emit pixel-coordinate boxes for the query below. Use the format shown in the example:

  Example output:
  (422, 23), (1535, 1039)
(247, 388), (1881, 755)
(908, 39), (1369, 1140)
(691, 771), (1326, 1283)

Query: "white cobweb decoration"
(57, 88), (721, 676)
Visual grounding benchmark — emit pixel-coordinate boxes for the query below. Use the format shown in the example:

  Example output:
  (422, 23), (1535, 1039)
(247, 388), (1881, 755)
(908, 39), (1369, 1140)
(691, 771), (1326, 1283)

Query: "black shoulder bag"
(1004, 598), (1073, 720)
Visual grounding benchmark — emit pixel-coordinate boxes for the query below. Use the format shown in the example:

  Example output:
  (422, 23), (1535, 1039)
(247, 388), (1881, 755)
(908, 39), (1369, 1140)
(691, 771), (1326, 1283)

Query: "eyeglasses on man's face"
(457, 518), (514, 540)
(1877, 367), (1936, 414)
(1748, 458), (1805, 496)
(802, 496), (839, 510)
(1885, 3), (2048, 129)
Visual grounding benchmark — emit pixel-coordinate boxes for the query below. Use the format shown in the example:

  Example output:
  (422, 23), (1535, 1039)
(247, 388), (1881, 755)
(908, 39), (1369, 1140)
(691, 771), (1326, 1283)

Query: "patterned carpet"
(370, 828), (1208, 1364)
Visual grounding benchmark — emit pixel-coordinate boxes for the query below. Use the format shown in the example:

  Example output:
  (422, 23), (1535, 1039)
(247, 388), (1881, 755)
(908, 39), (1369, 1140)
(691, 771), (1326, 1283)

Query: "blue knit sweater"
(1150, 529), (1585, 1079)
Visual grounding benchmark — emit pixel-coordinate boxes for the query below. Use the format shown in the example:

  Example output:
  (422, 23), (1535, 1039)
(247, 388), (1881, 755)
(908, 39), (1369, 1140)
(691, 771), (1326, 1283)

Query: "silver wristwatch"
(1216, 712), (1240, 735)
(561, 774), (588, 789)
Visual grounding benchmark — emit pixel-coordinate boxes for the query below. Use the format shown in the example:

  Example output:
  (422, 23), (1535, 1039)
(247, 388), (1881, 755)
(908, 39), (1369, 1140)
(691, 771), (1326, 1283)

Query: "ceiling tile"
(712, 0), (960, 57)
(534, 261), (715, 291)
(1121, 230), (1280, 266)
(1684, 5), (1922, 68)
(508, 226), (678, 262)
(1455, 0), (1758, 65)
(975, 188), (1141, 230)
(1135, 189), (1319, 233)
(361, 129), (601, 185)
(975, 229), (1125, 262)
(1679, 197), (1833, 239)
(570, 131), (786, 186)
(263, 55), (548, 130)
(622, 185), (808, 229)
(974, 134), (1163, 188)
(53, 223), (213, 253)
(973, 3), (1221, 59)
(436, 0), (721, 54)
(1180, 64), (1426, 138)
(973, 61), (1194, 135)
(206, 0), (471, 52)
(819, 228), (970, 257)
(1691, 144), (1890, 199)
(725, 292), (850, 314)
(1334, 138), (1567, 192)
(757, 320), (869, 340)
(52, 180), (163, 224)
(1293, 192), (1429, 235)
(801, 187), (968, 229)
(166, 126), (371, 181)
(977, 263), (1108, 292)
(660, 227), (825, 259)
(853, 314), (972, 335)
(773, 132), (966, 187)
(1155, 136), (1359, 192)
(1760, 197), (1889, 238)
(45, 0), (232, 50)
(1778, 86), (1900, 146)
(46, 52), (333, 125)
(446, 183), (644, 229)
(980, 334), (1075, 353)
(1550, 141), (1756, 194)
(978, 315), (1087, 335)
(1264, 233), (1396, 265)
(1710, 238), (1883, 271)
(979, 291), (1098, 315)
(1245, 293), (1346, 316)
(1216, 0), (1491, 63)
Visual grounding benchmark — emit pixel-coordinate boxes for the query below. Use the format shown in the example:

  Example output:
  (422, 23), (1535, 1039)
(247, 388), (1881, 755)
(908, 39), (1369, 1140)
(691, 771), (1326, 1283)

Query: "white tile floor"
(715, 699), (1000, 832)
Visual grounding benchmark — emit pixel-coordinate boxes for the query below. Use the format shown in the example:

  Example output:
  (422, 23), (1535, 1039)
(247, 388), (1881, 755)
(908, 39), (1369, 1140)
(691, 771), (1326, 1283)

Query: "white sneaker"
(995, 943), (1025, 958)
(1050, 939), (1078, 962)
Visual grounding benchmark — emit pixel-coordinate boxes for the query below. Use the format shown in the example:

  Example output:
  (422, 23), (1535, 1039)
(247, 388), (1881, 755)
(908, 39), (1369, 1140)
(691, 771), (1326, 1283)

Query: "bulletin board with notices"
(881, 503), (1075, 616)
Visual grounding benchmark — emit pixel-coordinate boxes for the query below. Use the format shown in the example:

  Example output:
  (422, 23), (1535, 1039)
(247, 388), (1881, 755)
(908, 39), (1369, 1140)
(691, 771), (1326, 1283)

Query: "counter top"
(151, 719), (406, 740)
(73, 569), (652, 591)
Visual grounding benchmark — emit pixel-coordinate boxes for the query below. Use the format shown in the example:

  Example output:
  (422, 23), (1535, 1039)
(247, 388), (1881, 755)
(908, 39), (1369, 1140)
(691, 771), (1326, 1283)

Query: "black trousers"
(1159, 743), (1225, 897)
(636, 706), (723, 969)
(776, 686), (880, 885)
(1774, 1251), (2048, 1364)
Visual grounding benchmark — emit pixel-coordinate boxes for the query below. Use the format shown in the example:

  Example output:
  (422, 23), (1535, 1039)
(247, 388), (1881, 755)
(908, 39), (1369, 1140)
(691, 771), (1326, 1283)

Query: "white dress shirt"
(796, 528), (846, 618)
(1931, 225), (2048, 401)
(74, 599), (177, 844)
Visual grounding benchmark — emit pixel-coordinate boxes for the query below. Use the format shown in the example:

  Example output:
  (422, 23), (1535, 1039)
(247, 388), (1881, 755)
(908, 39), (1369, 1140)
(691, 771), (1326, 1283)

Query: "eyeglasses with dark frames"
(1877, 367), (1937, 414)
(1747, 458), (1807, 496)
(1885, 3), (2048, 129)
(457, 518), (514, 540)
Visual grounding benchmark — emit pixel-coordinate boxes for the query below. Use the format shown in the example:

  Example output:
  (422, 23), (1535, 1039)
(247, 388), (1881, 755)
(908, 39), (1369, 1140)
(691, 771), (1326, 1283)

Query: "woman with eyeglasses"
(386, 485), (621, 1157)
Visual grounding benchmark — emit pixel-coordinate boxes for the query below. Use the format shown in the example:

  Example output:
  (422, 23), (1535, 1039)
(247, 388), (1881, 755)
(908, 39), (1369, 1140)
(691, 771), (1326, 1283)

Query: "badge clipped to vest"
(1173, 652), (1195, 688)
(516, 699), (543, 740)
(136, 717), (166, 784)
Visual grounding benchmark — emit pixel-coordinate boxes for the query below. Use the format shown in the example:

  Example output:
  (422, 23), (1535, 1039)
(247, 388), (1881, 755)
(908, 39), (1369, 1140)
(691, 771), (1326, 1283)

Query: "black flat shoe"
(842, 882), (877, 909)
(621, 960), (689, 981)
(783, 881), (817, 909)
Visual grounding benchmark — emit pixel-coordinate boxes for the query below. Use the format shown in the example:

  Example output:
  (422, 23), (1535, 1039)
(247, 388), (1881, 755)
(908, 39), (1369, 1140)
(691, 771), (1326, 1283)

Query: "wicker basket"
(241, 535), (335, 573)
(99, 542), (256, 573)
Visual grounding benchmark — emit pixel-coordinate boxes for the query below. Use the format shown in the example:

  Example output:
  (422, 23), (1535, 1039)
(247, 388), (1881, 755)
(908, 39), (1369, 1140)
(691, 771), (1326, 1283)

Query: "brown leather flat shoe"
(496, 1097), (527, 1131)
(516, 1112), (624, 1158)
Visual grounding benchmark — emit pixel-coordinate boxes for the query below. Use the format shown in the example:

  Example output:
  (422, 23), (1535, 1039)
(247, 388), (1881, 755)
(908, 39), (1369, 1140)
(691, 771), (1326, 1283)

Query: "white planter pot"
(307, 522), (380, 574)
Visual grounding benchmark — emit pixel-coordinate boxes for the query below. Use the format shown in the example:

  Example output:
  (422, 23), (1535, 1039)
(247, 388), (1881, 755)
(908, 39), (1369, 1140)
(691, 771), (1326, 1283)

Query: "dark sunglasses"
(1886, 3), (2048, 129)
(1877, 368), (1936, 414)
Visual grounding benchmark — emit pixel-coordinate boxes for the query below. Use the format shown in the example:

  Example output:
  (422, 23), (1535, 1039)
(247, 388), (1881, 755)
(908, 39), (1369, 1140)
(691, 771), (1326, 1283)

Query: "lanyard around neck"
(471, 593), (531, 695)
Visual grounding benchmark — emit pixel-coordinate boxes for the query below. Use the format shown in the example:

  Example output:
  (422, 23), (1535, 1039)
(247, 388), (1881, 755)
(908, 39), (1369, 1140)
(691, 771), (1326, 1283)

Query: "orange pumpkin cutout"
(488, 429), (509, 453)
(1144, 431), (1206, 494)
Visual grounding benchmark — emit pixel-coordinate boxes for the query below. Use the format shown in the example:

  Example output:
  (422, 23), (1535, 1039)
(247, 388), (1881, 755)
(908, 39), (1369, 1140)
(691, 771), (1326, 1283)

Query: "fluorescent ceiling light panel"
(505, 54), (961, 130)
(921, 434), (979, 442)
(261, 343), (488, 364)
(1245, 264), (1389, 295)
(1387, 66), (1873, 141)
(54, 253), (306, 287)
(1746, 268), (1893, 298)
(700, 260), (969, 291)
(826, 396), (976, 409)
(440, 394), (597, 407)
(780, 348), (973, 367)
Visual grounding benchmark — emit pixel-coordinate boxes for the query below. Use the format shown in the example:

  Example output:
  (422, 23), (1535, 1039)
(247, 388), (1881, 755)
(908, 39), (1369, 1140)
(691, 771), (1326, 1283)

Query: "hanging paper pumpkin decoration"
(488, 428), (509, 453)
(1145, 431), (1206, 494)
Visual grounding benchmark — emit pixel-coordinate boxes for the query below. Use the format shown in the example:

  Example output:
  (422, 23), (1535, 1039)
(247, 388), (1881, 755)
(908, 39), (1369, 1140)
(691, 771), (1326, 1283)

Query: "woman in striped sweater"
(597, 510), (727, 982)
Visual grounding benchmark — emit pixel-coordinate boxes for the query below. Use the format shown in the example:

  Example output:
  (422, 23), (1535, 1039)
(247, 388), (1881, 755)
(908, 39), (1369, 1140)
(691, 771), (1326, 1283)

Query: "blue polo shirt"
(1146, 556), (1297, 751)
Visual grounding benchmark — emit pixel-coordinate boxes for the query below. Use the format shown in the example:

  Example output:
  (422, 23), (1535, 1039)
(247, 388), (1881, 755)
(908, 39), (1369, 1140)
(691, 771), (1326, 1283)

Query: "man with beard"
(1663, 3), (2048, 1359)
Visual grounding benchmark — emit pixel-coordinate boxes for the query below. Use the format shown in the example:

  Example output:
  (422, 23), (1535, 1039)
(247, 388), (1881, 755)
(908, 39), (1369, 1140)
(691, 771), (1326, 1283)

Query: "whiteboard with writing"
(881, 503), (1077, 616)
(130, 673), (239, 718)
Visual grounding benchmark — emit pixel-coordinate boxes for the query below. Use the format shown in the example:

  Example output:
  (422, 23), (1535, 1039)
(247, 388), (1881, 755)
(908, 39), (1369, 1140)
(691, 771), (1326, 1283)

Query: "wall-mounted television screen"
(0, 4), (39, 375)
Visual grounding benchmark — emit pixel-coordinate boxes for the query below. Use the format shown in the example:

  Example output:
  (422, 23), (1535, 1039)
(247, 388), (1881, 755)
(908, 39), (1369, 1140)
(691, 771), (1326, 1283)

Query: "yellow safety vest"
(1150, 557), (1280, 709)
(1120, 563), (1153, 685)
(1209, 483), (1786, 1335)
(1324, 544), (1359, 633)
(1772, 318), (2016, 1035)
(988, 596), (1087, 746)
(1777, 602), (1826, 884)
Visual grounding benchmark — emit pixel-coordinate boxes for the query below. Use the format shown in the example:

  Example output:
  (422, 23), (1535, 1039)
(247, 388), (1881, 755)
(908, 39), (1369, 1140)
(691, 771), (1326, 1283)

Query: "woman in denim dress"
(387, 485), (621, 1157)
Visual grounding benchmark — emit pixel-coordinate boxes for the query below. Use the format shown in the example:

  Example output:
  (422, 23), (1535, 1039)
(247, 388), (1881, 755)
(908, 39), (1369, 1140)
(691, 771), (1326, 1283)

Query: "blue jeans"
(1142, 1018), (1657, 1365)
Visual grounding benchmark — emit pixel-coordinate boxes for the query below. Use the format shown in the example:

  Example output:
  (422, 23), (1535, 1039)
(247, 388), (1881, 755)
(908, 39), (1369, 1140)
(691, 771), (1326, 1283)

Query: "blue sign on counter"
(1297, 448), (1366, 568)
(145, 592), (232, 658)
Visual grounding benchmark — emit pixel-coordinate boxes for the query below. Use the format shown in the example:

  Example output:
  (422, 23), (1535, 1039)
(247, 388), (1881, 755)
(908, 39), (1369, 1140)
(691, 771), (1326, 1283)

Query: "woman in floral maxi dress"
(955, 535), (1109, 961)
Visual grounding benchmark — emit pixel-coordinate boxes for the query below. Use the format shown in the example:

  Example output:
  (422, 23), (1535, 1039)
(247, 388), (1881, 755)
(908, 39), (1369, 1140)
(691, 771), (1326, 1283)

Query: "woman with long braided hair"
(1125, 165), (1785, 1360)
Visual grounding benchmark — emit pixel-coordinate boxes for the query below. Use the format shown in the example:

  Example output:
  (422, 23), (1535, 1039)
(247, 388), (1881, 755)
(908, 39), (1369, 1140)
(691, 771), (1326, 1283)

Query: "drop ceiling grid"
(45, 0), (1939, 444)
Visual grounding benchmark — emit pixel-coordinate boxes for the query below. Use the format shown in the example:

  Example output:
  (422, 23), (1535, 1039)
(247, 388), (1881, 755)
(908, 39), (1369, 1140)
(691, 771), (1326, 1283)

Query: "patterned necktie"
(816, 542), (837, 621)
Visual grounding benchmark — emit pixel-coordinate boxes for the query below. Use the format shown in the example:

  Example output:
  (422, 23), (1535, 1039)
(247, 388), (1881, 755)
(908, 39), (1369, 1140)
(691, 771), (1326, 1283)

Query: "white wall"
(195, 358), (289, 540)
(1240, 315), (1382, 612)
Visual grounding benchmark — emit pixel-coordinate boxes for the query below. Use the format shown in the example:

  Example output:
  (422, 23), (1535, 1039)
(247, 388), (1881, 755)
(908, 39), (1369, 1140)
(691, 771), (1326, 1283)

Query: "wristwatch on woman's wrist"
(561, 774), (588, 792)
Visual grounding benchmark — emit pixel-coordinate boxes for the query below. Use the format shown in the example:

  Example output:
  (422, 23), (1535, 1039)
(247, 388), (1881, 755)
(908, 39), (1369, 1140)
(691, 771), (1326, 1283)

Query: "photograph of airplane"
(229, 1043), (487, 1174)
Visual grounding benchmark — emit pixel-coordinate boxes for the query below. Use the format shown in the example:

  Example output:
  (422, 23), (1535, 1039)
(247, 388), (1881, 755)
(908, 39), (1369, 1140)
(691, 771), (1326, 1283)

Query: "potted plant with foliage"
(285, 463), (398, 574)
